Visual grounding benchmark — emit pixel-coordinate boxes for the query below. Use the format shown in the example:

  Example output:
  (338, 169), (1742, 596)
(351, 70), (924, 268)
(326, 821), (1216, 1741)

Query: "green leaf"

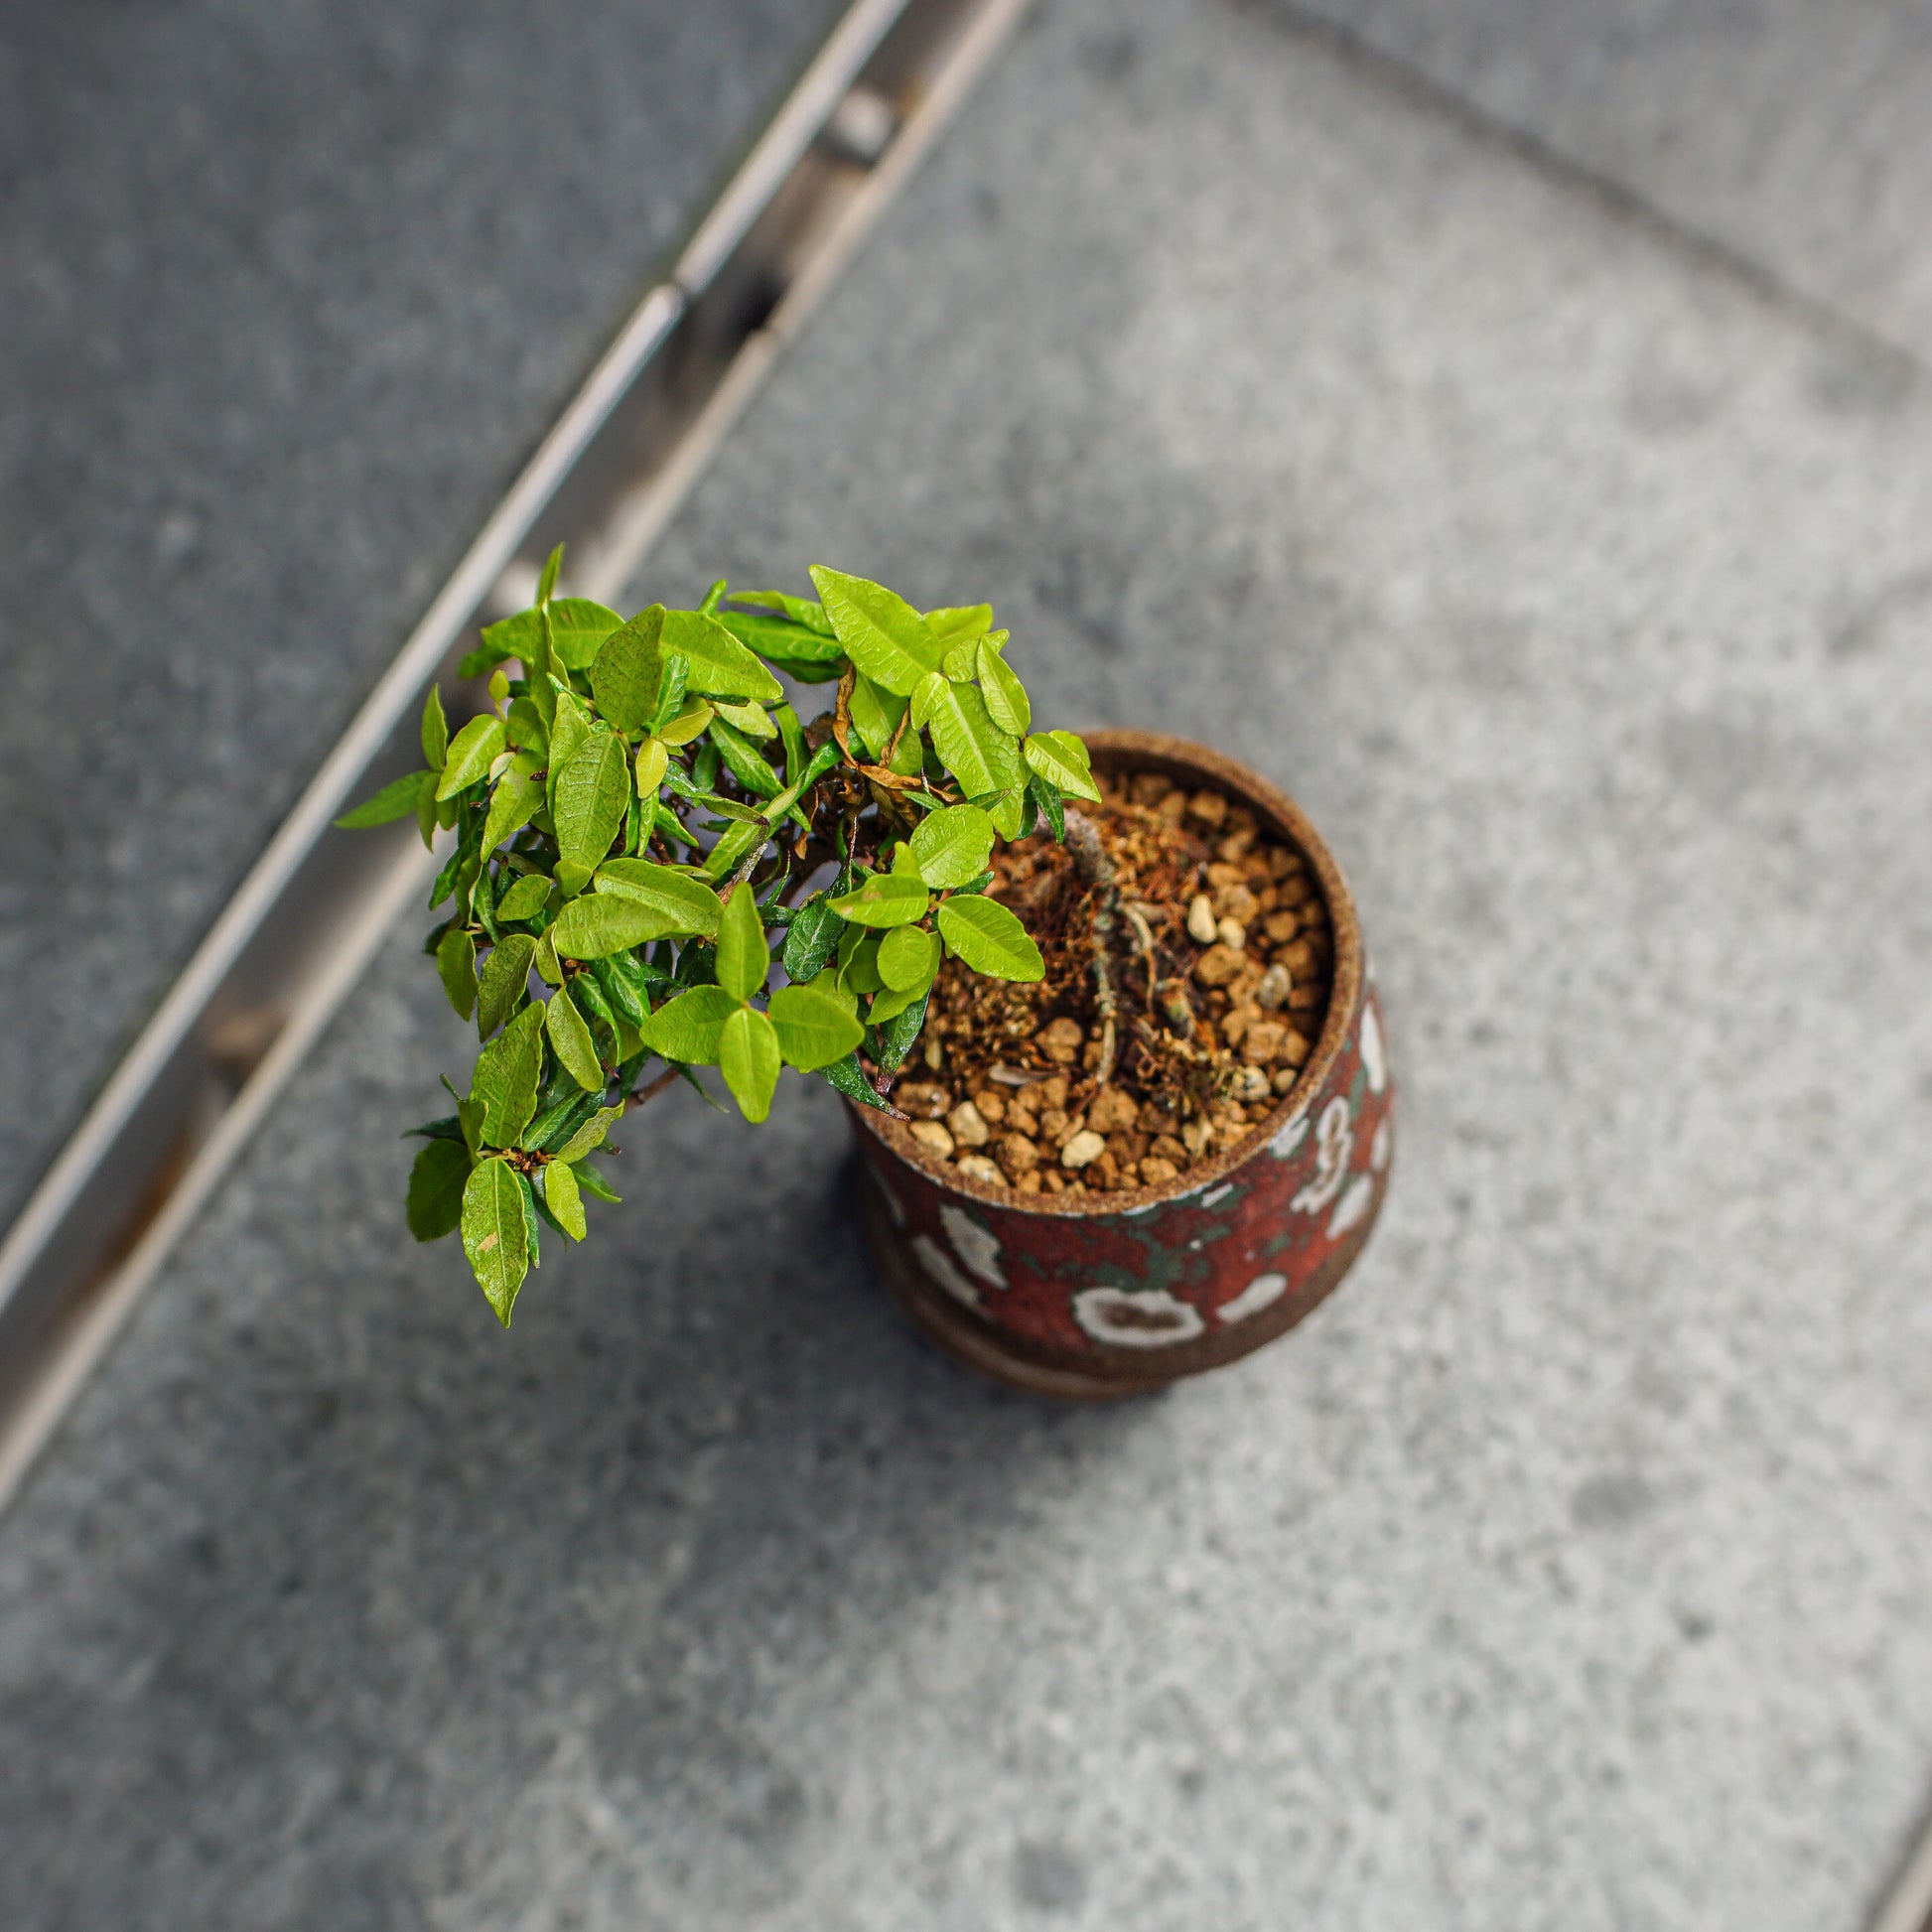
(571, 1158), (622, 1204)
(553, 1103), (623, 1165)
(662, 607), (782, 702)
(766, 981), (865, 1070)
(546, 985), (604, 1091)
(808, 567), (943, 696)
(546, 688), (593, 809)
(848, 672), (908, 763)
(708, 716), (781, 798)
(641, 984), (739, 1064)
(593, 858), (724, 937)
(543, 599), (624, 671)
(1027, 770), (1065, 843)
(781, 894), (841, 982)
(713, 698), (776, 740)
(977, 784), (1028, 840)
(878, 923), (941, 991)
(926, 604), (993, 650)
(414, 768), (440, 848)
(505, 696), (549, 758)
(937, 893), (1044, 981)
(480, 766), (540, 857)
(536, 542), (564, 606)
(462, 1159), (531, 1324)
(921, 678), (1022, 797)
(633, 738), (670, 802)
(336, 769), (431, 829)
(472, 1003), (545, 1146)
(436, 925), (479, 1020)
(730, 589), (835, 634)
(541, 1158), (587, 1239)
(977, 636), (1032, 735)
(553, 730), (630, 875)
(828, 873), (930, 927)
(717, 610), (846, 683)
(1023, 730), (1102, 804)
(715, 882), (770, 1004)
(588, 610), (662, 729)
(436, 715), (507, 800)
(868, 977), (927, 1024)
(814, 1050), (892, 1112)
(699, 816), (768, 884)
(406, 1140), (471, 1242)
(494, 872), (552, 922)
(421, 685), (450, 769)
(718, 1005), (781, 1122)
(871, 990), (929, 1071)
(475, 933), (537, 1038)
(837, 927), (886, 998)
(908, 802), (997, 890)
(550, 893), (669, 959)
(909, 669), (946, 732)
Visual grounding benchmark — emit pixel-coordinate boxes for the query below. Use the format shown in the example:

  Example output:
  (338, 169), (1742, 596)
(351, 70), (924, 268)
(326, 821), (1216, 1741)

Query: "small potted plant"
(343, 555), (1392, 1394)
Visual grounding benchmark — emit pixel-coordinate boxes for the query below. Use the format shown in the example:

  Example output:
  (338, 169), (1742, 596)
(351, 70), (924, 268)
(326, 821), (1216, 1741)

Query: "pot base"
(856, 1162), (1384, 1401)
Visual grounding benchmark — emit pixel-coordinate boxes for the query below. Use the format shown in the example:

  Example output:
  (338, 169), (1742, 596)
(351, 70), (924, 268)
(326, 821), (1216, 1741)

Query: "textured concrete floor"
(5, 0), (1932, 1927)
(0, 0), (844, 1221)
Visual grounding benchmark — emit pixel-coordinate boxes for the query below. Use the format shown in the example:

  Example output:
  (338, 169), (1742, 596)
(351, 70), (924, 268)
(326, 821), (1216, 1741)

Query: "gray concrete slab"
(0, 0), (845, 1220)
(1276, 0), (1932, 362)
(5, 0), (1932, 1926)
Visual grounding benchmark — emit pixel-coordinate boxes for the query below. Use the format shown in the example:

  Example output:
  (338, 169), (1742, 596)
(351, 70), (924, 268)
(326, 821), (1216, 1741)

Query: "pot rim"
(847, 728), (1364, 1218)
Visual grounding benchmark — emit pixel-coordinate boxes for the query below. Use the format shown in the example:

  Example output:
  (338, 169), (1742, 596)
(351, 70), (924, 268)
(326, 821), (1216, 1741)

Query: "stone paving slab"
(0, 0), (844, 1221)
(1281, 0), (1932, 362)
(4, 0), (1932, 1927)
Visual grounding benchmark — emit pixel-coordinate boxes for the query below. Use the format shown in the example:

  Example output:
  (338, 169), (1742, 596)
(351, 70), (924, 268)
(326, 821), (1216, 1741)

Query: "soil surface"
(886, 767), (1333, 1198)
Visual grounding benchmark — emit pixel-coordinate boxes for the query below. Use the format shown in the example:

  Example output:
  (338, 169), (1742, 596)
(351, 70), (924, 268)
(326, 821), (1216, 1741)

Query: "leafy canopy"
(343, 555), (1088, 1324)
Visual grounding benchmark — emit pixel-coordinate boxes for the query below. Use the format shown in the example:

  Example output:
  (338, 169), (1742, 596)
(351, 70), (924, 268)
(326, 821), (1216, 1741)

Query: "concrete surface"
(5, 0), (1932, 1926)
(0, 0), (845, 1222)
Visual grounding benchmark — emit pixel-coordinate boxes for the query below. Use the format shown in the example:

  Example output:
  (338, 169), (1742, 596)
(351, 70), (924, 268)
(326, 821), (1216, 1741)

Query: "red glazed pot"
(848, 729), (1393, 1400)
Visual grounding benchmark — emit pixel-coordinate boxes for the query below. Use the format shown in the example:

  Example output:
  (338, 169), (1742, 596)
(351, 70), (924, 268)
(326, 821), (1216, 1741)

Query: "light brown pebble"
(1186, 894), (1218, 944)
(1267, 846), (1300, 881)
(1217, 828), (1255, 863)
(1042, 1170), (1066, 1194)
(1061, 1129), (1107, 1169)
(1181, 1118), (1214, 1157)
(1230, 1065), (1273, 1104)
(1081, 1039), (1103, 1071)
(1221, 1004), (1259, 1046)
(1255, 962), (1291, 1010)
(1287, 982), (1323, 1011)
(1038, 1107), (1073, 1146)
(1194, 943), (1245, 988)
(1157, 790), (1187, 825)
(947, 1100), (990, 1148)
(1276, 937), (1316, 975)
(1243, 1021), (1287, 1065)
(1263, 909), (1302, 944)
(1214, 883), (1259, 924)
(1131, 772), (1173, 806)
(1139, 1156), (1179, 1186)
(910, 1120), (955, 1160)
(1007, 1107), (1039, 1140)
(1215, 916), (1247, 951)
(1272, 1067), (1298, 1094)
(1017, 1170), (1042, 1194)
(1039, 1074), (1070, 1111)
(955, 1154), (1004, 1185)
(1092, 1150), (1121, 1187)
(1186, 788), (1227, 827)
(1086, 1087), (1140, 1134)
(922, 1035), (944, 1070)
(1279, 1029), (1311, 1066)
(1138, 1098), (1177, 1135)
(1039, 1016), (1084, 1064)
(1205, 862), (1246, 891)
(1150, 1133), (1188, 1164)
(997, 1132), (1040, 1175)
(972, 1088), (1008, 1125)
(897, 1081), (952, 1119)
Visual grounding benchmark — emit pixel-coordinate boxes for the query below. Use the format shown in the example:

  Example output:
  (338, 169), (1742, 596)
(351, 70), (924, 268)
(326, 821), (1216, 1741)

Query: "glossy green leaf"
(633, 738), (669, 802)
(640, 984), (739, 1064)
(553, 1103), (623, 1165)
(909, 669), (947, 732)
(588, 609), (662, 730)
(597, 605), (783, 711)
(1023, 729), (1102, 803)
(480, 766), (539, 857)
(714, 882), (769, 1004)
(868, 977), (927, 1024)
(766, 980), (865, 1070)
(814, 1049), (892, 1112)
(546, 689), (592, 808)
(837, 927), (886, 998)
(553, 731), (630, 875)
(699, 816), (767, 883)
(543, 599), (624, 671)
(870, 989), (929, 1071)
(505, 695), (548, 757)
(926, 604), (993, 650)
(462, 1159), (531, 1324)
(549, 893), (669, 959)
(977, 635), (1032, 735)
(848, 673), (907, 762)
(593, 858), (723, 937)
(663, 608), (782, 702)
(922, 678), (1022, 797)
(717, 610), (846, 682)
(977, 784), (1029, 841)
(713, 698), (775, 740)
(656, 695), (712, 746)
(809, 567), (942, 696)
(536, 542), (564, 606)
(718, 1005), (781, 1122)
(471, 1003), (545, 1147)
(475, 932), (536, 1038)
(781, 894), (841, 982)
(937, 893), (1043, 981)
(414, 768), (440, 848)
(1027, 769), (1065, 843)
(546, 985), (604, 1091)
(493, 873), (552, 922)
(435, 925), (478, 1020)
(877, 923), (941, 992)
(336, 769), (430, 828)
(708, 716), (781, 798)
(406, 1139), (471, 1241)
(908, 802), (997, 890)
(421, 685), (449, 769)
(541, 1158), (587, 1239)
(571, 1158), (621, 1204)
(731, 589), (835, 634)
(827, 872), (929, 927)
(437, 715), (507, 800)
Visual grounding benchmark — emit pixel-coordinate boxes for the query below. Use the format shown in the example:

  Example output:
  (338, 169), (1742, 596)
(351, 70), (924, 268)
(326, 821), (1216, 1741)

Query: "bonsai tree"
(341, 553), (1098, 1323)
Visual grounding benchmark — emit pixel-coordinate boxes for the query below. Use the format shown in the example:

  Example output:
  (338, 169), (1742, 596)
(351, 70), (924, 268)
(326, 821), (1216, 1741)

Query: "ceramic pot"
(847, 729), (1393, 1400)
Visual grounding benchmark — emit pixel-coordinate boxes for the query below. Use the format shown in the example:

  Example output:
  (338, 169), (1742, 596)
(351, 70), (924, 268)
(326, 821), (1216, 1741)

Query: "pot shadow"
(0, 1056), (1163, 1929)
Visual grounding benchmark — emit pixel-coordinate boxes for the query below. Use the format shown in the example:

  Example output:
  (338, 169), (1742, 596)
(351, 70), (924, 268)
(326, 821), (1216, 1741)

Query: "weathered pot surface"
(848, 729), (1394, 1400)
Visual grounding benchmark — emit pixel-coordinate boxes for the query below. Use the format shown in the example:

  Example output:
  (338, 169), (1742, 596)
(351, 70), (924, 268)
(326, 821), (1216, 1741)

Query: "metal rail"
(0, 0), (1033, 1515)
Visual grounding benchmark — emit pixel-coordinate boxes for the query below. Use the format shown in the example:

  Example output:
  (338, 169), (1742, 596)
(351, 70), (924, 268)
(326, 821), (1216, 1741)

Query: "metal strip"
(0, 0), (1033, 1515)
